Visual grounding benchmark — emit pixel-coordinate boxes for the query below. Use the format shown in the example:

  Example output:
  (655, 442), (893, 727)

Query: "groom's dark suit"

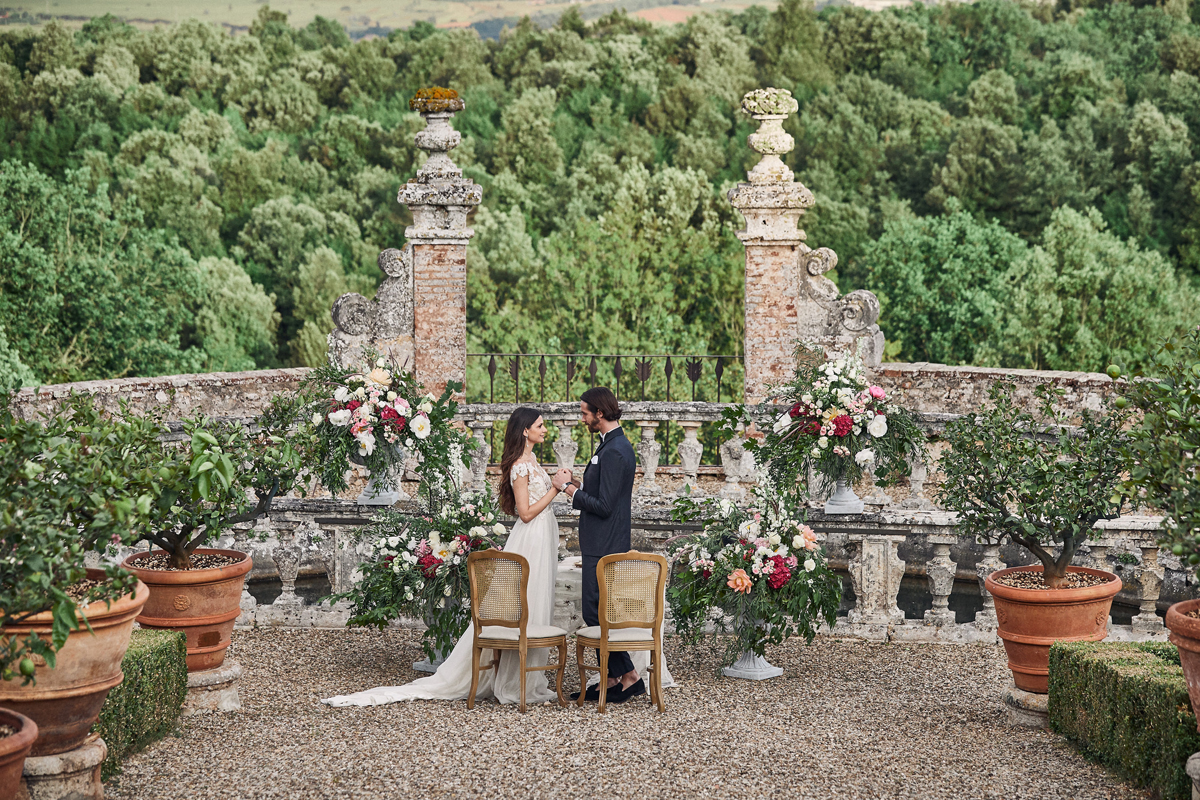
(572, 426), (636, 679)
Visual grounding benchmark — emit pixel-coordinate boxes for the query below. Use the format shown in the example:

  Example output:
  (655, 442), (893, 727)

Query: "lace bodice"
(510, 459), (553, 506)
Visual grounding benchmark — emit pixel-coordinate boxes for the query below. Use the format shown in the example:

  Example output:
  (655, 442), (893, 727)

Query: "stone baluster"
(676, 421), (705, 497)
(553, 426), (579, 473)
(902, 451), (933, 510)
(973, 540), (1006, 632)
(232, 522), (257, 626)
(1132, 541), (1166, 635)
(273, 524), (303, 608)
(635, 421), (662, 497)
(845, 532), (907, 636)
(466, 420), (491, 494)
(924, 533), (958, 627)
(719, 433), (747, 501)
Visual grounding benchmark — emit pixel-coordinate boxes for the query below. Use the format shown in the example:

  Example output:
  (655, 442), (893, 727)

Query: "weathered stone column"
(399, 91), (481, 397)
(466, 420), (491, 493)
(974, 541), (1006, 632)
(924, 533), (958, 627)
(845, 532), (907, 630)
(1132, 542), (1166, 635)
(635, 421), (662, 497)
(719, 434), (747, 501)
(675, 421), (704, 497)
(728, 88), (884, 403)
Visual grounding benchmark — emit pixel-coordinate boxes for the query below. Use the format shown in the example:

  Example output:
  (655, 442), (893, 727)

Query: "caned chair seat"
(575, 551), (668, 714)
(481, 624), (568, 641)
(467, 549), (568, 713)
(574, 626), (653, 643)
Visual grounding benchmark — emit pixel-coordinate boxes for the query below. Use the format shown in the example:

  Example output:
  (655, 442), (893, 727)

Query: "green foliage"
(937, 382), (1130, 584)
(1049, 641), (1200, 800)
(1118, 327), (1200, 571)
(668, 472), (841, 668)
(95, 629), (187, 781)
(0, 393), (161, 684)
(2, 2), (1200, 383)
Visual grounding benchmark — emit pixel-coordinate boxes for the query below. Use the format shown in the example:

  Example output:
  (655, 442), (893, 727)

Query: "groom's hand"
(552, 468), (571, 490)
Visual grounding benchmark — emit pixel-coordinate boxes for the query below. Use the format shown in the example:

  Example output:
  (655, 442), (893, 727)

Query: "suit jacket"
(572, 426), (635, 558)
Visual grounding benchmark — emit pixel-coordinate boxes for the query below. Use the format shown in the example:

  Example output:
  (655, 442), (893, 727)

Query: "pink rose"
(869, 385), (886, 399)
(727, 569), (753, 594)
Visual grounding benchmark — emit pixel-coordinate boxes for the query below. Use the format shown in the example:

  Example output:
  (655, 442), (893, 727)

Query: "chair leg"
(556, 641), (567, 707)
(653, 647), (665, 712)
(519, 645), (528, 714)
(575, 642), (587, 708)
(598, 649), (609, 714)
(468, 645), (480, 710)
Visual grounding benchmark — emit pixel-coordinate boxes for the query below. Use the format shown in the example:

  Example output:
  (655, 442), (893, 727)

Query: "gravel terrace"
(105, 628), (1147, 800)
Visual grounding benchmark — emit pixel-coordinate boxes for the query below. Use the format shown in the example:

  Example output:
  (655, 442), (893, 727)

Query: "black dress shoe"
(570, 685), (601, 702)
(608, 678), (646, 704)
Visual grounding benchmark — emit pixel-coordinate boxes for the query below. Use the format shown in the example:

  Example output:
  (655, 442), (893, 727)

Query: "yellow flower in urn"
(366, 367), (392, 387)
(727, 568), (753, 594)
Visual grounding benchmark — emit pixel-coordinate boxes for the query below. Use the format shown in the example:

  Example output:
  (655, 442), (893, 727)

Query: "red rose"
(417, 554), (442, 577)
(789, 402), (803, 418)
(803, 418), (821, 435)
(767, 556), (791, 589)
(383, 555), (394, 563)
(347, 400), (362, 412)
(381, 406), (400, 421)
(833, 415), (853, 437)
(702, 569), (712, 579)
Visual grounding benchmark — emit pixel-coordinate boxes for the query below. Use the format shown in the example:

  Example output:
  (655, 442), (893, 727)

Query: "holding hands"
(552, 468), (576, 493)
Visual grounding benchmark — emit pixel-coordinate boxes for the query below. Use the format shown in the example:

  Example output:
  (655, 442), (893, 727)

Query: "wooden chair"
(466, 549), (568, 713)
(575, 550), (668, 713)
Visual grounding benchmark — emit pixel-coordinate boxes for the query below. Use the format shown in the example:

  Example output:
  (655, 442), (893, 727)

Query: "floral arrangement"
(751, 351), (925, 497)
(298, 355), (471, 499)
(668, 471), (841, 667)
(329, 487), (508, 662)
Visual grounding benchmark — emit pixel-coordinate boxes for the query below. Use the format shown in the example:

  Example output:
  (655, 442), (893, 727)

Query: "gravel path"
(105, 629), (1147, 800)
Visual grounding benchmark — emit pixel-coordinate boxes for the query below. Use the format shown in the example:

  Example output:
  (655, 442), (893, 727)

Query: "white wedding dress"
(322, 459), (563, 707)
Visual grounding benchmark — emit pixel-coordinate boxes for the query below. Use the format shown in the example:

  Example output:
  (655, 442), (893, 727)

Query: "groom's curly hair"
(581, 387), (621, 421)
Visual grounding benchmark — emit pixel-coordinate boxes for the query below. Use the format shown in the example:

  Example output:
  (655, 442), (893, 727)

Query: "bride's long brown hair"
(498, 407), (542, 517)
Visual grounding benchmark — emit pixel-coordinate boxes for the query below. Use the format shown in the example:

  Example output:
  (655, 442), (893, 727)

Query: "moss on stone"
(95, 629), (187, 780)
(1049, 640), (1200, 800)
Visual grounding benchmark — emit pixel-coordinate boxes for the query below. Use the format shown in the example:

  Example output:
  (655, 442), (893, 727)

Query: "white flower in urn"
(867, 414), (888, 438)
(443, 585), (453, 596)
(356, 431), (376, 456)
(328, 409), (353, 427)
(804, 559), (816, 572)
(311, 412), (324, 426)
(492, 523), (506, 536)
(768, 533), (782, 546)
(468, 526), (487, 539)
(855, 448), (875, 467)
(411, 414), (432, 439)
(334, 386), (350, 403)
(817, 436), (829, 450)
(773, 412), (792, 434)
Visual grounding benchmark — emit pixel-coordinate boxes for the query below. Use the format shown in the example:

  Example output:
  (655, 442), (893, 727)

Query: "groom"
(552, 387), (645, 703)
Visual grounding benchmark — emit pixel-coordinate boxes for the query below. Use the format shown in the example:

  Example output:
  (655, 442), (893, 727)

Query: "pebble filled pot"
(0, 709), (37, 800)
(938, 382), (1131, 694)
(121, 549), (251, 672)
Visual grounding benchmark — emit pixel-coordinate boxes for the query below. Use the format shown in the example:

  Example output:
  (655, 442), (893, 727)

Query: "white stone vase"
(824, 477), (864, 515)
(722, 650), (784, 681)
(413, 598), (459, 673)
(349, 446), (407, 506)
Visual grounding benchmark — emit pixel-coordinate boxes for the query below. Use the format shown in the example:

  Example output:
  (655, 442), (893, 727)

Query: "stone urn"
(986, 565), (1121, 693)
(348, 446), (406, 506)
(122, 548), (252, 672)
(722, 609), (783, 681)
(0, 571), (149, 756)
(0, 708), (36, 800)
(1165, 599), (1200, 730)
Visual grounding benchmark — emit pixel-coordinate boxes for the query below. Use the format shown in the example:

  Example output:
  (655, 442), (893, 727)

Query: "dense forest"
(2, 0), (1200, 394)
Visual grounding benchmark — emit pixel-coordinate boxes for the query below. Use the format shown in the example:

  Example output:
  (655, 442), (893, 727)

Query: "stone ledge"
(20, 735), (106, 800)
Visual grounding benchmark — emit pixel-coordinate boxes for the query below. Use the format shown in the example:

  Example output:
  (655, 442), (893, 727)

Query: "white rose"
(328, 409), (353, 427)
(804, 559), (816, 572)
(418, 401), (434, 414)
(486, 513), (495, 522)
(405, 592), (414, 601)
(772, 412), (792, 434)
(376, 357), (387, 367)
(387, 391), (397, 401)
(792, 534), (804, 549)
(768, 533), (781, 546)
(801, 394), (813, 405)
(810, 448), (820, 457)
(311, 412), (324, 426)
(411, 414), (431, 439)
(867, 415), (888, 438)
(493, 523), (506, 536)
(405, 438), (414, 448)
(334, 387), (350, 403)
(818, 436), (829, 450)
(392, 561), (401, 574)
(354, 387), (366, 399)
(855, 449), (875, 467)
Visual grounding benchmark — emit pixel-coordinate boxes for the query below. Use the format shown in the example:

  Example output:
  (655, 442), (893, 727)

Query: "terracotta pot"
(121, 548), (252, 672)
(0, 571), (149, 756)
(986, 565), (1121, 694)
(0, 708), (37, 800)
(1165, 599), (1200, 731)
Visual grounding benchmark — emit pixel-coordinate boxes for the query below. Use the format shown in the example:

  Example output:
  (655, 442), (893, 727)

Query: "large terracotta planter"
(0, 572), (149, 756)
(1165, 599), (1200, 731)
(986, 565), (1121, 694)
(0, 709), (37, 800)
(122, 548), (252, 672)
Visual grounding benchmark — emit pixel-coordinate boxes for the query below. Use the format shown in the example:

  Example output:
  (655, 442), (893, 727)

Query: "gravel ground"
(105, 629), (1147, 800)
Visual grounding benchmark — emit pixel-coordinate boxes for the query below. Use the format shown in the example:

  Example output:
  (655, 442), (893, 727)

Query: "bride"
(323, 407), (563, 707)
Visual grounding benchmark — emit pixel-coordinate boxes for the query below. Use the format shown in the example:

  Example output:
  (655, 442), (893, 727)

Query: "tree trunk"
(168, 548), (192, 570)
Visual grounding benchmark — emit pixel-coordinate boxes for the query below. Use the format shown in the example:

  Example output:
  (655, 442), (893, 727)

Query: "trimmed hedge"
(1049, 641), (1200, 800)
(95, 629), (188, 779)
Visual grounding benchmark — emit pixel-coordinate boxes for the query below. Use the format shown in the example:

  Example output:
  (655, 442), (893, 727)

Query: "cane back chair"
(574, 551), (668, 713)
(467, 549), (568, 713)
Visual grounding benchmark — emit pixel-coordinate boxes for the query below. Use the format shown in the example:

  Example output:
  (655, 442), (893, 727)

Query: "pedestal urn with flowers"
(668, 471), (841, 678)
(752, 349), (925, 513)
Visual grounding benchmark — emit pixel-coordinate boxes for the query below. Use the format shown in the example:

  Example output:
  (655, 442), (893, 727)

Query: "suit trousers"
(581, 554), (635, 679)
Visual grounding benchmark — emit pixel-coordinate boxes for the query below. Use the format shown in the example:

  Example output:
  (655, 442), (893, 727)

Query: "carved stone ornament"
(793, 247), (885, 367)
(397, 93), (482, 243)
(327, 246), (416, 370)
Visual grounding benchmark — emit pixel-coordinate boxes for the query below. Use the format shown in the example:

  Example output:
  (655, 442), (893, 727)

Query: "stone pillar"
(552, 426), (579, 473)
(466, 420), (491, 493)
(19, 737), (107, 800)
(676, 421), (704, 497)
(845, 532), (907, 630)
(924, 533), (958, 627)
(1132, 542), (1166, 635)
(728, 88), (884, 403)
(399, 92), (481, 397)
(635, 421), (662, 497)
(974, 542), (1006, 632)
(902, 451), (933, 510)
(719, 434), (747, 501)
